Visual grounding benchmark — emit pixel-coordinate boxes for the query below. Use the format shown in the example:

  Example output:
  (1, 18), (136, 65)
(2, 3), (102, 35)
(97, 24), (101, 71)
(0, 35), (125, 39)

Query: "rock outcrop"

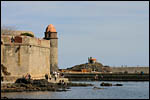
(67, 62), (111, 72)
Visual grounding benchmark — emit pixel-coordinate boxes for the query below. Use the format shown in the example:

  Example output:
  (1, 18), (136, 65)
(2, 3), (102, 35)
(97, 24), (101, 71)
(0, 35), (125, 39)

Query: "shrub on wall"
(21, 33), (34, 37)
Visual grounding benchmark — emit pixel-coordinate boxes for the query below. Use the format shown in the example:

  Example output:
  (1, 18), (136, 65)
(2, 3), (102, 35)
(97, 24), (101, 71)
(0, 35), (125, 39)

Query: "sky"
(1, 1), (149, 68)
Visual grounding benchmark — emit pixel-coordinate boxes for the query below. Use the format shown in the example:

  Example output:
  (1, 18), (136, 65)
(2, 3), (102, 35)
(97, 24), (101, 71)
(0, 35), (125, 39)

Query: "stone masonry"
(1, 24), (58, 81)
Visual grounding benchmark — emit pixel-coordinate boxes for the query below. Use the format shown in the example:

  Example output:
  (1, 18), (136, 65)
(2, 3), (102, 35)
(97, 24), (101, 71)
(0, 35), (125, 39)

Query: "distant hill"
(67, 62), (112, 72)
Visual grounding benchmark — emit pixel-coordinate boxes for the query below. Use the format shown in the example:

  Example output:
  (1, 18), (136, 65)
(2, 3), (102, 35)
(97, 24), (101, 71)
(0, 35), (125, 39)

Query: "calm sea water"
(1, 81), (149, 99)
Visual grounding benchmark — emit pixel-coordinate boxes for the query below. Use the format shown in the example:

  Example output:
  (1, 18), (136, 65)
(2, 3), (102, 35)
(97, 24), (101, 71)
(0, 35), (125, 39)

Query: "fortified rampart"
(1, 35), (50, 79)
(1, 24), (58, 81)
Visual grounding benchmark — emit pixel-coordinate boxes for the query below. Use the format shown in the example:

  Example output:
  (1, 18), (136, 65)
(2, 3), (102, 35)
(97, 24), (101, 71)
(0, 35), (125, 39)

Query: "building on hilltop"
(88, 57), (97, 64)
(1, 24), (58, 81)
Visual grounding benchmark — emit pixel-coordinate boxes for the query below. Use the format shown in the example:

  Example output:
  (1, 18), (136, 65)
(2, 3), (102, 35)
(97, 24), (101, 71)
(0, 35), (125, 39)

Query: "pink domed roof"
(46, 24), (56, 32)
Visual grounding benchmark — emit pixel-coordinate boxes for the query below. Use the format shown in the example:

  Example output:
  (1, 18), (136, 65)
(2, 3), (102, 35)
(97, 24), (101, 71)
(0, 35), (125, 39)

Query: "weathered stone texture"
(29, 46), (50, 78)
(1, 35), (51, 80)
(28, 37), (50, 48)
(50, 39), (58, 73)
(2, 45), (29, 77)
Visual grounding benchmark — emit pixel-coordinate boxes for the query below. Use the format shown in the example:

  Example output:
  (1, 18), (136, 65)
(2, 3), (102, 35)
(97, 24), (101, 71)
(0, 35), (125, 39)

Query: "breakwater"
(63, 73), (149, 81)
(111, 67), (149, 73)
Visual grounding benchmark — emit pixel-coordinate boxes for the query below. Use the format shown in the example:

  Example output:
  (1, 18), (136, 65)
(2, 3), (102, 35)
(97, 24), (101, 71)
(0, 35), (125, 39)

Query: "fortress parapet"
(1, 35), (50, 48)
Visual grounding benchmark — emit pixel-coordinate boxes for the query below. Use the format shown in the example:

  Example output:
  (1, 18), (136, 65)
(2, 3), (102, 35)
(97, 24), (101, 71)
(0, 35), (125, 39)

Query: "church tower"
(44, 24), (58, 74)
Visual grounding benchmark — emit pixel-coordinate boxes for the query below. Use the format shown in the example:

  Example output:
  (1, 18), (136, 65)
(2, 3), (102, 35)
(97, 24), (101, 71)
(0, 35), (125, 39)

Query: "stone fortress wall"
(1, 35), (51, 80)
(27, 37), (50, 78)
(1, 24), (58, 81)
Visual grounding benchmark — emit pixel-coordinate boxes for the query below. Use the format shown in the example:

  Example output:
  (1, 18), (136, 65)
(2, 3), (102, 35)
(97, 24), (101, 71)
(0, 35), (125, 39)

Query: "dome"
(46, 24), (56, 32)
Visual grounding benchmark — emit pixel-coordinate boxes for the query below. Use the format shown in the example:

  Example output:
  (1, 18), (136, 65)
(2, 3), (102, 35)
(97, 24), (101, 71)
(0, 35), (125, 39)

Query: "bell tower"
(44, 24), (58, 74)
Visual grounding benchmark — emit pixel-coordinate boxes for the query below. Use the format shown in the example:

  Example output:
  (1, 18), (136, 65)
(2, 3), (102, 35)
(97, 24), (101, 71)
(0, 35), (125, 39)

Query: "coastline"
(1, 73), (149, 99)
(1, 81), (149, 99)
(1, 79), (93, 93)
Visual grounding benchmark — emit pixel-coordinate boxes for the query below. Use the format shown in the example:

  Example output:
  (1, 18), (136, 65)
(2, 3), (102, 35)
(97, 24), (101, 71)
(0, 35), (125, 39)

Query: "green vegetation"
(21, 33), (34, 37)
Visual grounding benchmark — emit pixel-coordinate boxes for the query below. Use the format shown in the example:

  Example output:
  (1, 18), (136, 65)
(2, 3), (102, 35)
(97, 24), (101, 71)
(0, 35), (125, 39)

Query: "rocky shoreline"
(1, 78), (93, 93)
(1, 79), (93, 99)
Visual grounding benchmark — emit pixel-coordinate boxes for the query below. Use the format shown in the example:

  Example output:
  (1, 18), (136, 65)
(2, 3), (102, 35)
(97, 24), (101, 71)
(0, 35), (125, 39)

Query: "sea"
(1, 81), (149, 99)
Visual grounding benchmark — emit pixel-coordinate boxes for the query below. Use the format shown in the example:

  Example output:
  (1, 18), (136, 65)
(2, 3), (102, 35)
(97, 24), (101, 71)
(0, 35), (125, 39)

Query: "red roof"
(91, 58), (96, 61)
